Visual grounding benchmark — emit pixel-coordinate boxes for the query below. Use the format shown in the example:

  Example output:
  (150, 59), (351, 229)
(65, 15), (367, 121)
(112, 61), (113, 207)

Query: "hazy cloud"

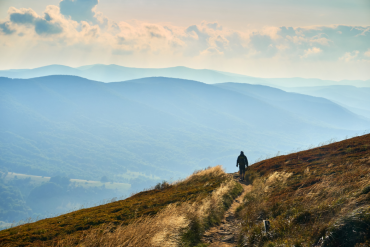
(0, 21), (15, 35)
(9, 8), (37, 24)
(250, 34), (273, 51)
(34, 19), (63, 35)
(0, 1), (369, 79)
(249, 34), (277, 57)
(9, 6), (63, 35)
(301, 47), (322, 58)
(2, 5), (369, 61)
(146, 25), (164, 39)
(59, 0), (99, 23)
(7, 7), (64, 36)
(2, 0), (369, 62)
(206, 23), (222, 31)
(339, 50), (359, 62)
(365, 49), (370, 57)
(278, 26), (296, 37)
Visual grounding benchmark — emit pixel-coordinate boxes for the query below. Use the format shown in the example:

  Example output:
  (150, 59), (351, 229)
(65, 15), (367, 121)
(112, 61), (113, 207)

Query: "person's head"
(240, 151), (244, 155)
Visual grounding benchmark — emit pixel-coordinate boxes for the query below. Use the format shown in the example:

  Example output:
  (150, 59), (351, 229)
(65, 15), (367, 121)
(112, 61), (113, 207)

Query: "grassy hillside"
(0, 166), (242, 246)
(1, 135), (369, 246)
(237, 134), (370, 246)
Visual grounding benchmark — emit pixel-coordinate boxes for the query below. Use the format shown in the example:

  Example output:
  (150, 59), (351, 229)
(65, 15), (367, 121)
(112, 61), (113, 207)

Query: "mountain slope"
(264, 77), (370, 88)
(216, 82), (370, 130)
(1, 76), (367, 185)
(2, 75), (367, 183)
(1, 134), (369, 246)
(284, 85), (370, 119)
(237, 133), (370, 246)
(0, 166), (242, 246)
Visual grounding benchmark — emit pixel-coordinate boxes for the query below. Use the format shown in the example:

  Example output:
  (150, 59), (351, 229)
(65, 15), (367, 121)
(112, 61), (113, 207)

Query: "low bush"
(154, 180), (171, 190)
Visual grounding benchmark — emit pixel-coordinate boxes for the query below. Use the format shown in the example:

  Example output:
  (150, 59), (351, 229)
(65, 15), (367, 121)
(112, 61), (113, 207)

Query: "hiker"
(236, 151), (248, 181)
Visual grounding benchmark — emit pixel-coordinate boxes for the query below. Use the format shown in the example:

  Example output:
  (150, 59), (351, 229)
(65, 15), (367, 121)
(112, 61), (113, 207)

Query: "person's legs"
(240, 166), (245, 180)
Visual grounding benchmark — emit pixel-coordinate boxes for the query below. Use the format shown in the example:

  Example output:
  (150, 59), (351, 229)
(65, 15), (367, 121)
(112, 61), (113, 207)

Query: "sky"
(0, 0), (369, 80)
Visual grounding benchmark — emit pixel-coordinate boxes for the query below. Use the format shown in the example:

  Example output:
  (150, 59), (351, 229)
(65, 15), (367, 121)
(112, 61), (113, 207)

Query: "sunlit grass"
(0, 165), (242, 246)
(237, 134), (370, 246)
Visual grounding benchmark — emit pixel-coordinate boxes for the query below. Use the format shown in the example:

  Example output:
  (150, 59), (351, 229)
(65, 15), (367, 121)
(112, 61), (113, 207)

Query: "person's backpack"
(238, 155), (247, 166)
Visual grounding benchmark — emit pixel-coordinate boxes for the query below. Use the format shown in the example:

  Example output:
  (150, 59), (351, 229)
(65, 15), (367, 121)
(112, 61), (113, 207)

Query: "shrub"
(361, 185), (370, 195)
(154, 181), (170, 190)
(293, 211), (311, 224)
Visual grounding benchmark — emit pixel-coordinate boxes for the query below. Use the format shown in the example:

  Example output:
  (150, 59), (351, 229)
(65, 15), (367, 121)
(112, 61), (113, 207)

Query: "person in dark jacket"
(236, 151), (248, 181)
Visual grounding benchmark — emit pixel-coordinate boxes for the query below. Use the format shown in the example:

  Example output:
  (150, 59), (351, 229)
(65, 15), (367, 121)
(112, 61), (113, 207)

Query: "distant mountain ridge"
(1, 75), (368, 184)
(284, 85), (370, 119)
(1, 75), (369, 225)
(216, 83), (370, 129)
(0, 64), (369, 87)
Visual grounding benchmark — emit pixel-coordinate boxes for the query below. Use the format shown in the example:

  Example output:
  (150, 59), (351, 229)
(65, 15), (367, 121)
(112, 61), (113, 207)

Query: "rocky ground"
(202, 173), (252, 247)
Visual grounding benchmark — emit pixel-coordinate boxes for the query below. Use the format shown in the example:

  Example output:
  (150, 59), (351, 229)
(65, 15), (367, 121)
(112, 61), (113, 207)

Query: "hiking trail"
(202, 173), (252, 246)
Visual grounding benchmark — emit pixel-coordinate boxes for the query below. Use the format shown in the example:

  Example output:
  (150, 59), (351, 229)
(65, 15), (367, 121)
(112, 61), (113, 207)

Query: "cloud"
(310, 34), (331, 46)
(0, 2), (369, 70)
(59, 0), (99, 23)
(250, 34), (272, 51)
(248, 34), (278, 57)
(301, 47), (322, 58)
(278, 26), (296, 37)
(200, 47), (223, 56)
(7, 7), (64, 35)
(146, 25), (164, 39)
(34, 19), (63, 35)
(0, 22), (15, 35)
(339, 50), (359, 62)
(206, 22), (222, 31)
(275, 25), (370, 61)
(365, 49), (370, 57)
(9, 8), (37, 24)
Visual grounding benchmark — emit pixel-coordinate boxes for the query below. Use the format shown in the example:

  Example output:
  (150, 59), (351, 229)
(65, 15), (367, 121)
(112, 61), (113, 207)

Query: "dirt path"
(202, 173), (252, 246)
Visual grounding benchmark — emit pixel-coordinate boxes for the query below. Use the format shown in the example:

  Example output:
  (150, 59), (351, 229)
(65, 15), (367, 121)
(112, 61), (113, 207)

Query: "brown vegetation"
(237, 134), (370, 246)
(0, 166), (242, 247)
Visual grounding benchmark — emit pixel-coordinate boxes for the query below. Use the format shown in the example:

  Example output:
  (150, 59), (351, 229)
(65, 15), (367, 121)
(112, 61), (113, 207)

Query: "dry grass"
(0, 165), (242, 246)
(236, 134), (370, 247)
(55, 204), (189, 247)
(53, 174), (242, 247)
